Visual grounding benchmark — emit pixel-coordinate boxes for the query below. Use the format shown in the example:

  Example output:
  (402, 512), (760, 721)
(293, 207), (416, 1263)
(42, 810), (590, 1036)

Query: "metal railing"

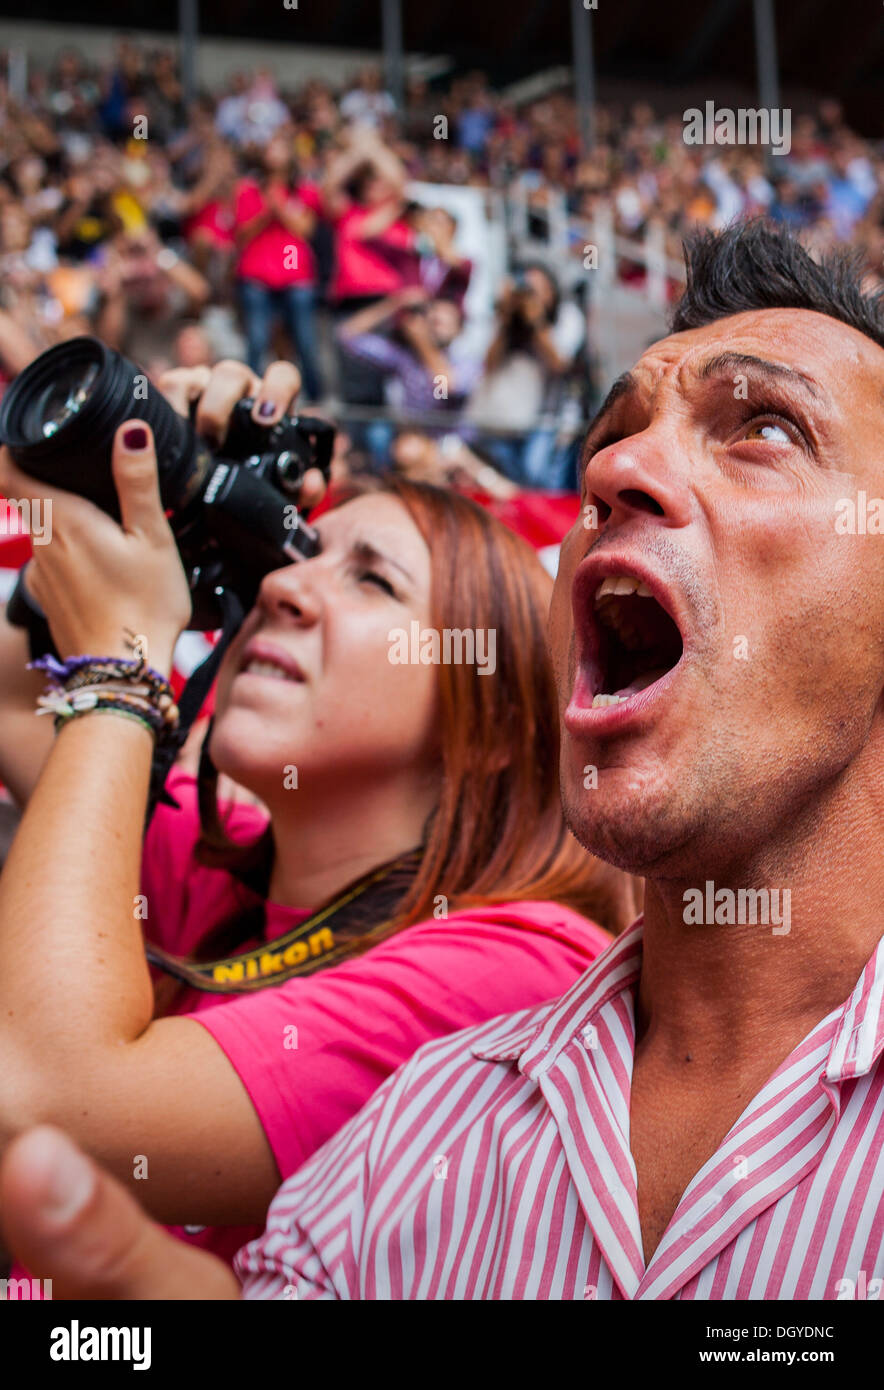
(506, 187), (687, 309)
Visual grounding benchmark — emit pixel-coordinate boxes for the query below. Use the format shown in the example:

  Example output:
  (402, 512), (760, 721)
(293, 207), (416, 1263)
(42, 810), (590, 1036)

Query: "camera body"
(0, 337), (335, 635)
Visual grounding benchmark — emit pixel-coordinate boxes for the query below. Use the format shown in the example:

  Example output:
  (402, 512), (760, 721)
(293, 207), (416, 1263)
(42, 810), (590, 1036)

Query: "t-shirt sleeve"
(191, 906), (606, 1180)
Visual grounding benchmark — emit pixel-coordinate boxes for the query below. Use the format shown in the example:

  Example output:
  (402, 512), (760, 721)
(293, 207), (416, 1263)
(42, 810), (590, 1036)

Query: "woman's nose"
(256, 561), (322, 625)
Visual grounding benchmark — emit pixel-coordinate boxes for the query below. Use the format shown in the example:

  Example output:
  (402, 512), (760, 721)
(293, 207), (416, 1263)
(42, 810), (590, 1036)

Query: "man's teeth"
(592, 668), (668, 708)
(594, 576), (654, 649)
(594, 575), (653, 602)
(245, 659), (294, 682)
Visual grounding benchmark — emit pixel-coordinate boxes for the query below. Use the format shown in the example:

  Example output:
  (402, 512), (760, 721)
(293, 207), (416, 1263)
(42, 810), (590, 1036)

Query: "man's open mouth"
(577, 569), (685, 709)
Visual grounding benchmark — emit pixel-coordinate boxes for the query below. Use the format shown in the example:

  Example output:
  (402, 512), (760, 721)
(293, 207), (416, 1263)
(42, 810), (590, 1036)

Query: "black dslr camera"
(0, 336), (335, 635)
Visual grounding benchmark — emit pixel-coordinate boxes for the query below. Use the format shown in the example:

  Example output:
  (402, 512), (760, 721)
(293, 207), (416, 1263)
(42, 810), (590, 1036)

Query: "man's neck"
(635, 768), (884, 1066)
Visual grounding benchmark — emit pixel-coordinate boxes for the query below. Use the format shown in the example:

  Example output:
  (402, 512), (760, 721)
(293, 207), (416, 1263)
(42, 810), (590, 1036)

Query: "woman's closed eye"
(359, 570), (397, 597)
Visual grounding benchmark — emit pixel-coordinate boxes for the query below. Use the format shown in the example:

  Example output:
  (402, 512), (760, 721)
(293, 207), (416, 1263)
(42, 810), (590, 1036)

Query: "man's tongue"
(613, 666), (668, 699)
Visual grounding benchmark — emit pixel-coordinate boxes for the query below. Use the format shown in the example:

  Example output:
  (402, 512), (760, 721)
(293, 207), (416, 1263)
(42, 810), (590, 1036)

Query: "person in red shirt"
(233, 134), (324, 400)
(321, 126), (413, 407)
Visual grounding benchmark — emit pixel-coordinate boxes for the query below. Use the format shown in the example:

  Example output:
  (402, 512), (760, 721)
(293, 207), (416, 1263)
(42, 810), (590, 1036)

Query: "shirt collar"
(471, 916), (644, 1076)
(824, 930), (884, 1082)
(473, 915), (884, 1086)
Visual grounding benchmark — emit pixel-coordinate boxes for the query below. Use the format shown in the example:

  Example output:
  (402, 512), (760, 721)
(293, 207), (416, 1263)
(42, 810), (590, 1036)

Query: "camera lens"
(274, 451), (305, 496)
(21, 361), (101, 443)
(0, 337), (204, 523)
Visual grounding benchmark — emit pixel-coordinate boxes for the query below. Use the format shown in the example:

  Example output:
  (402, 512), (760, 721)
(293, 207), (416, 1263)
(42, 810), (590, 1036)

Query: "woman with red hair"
(0, 357), (637, 1272)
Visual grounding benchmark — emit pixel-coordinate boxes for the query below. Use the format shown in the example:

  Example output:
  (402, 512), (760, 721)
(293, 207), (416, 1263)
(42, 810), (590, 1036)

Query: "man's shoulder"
(382, 995), (557, 1099)
(377, 918), (640, 1099)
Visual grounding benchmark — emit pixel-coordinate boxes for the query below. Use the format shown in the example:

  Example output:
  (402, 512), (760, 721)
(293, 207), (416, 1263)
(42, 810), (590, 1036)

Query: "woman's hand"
(0, 1126), (240, 1300)
(156, 357), (327, 509)
(0, 358), (327, 676)
(0, 422), (192, 676)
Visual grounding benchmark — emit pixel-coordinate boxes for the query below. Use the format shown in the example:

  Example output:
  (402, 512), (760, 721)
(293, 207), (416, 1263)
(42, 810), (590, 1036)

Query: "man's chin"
(561, 770), (695, 877)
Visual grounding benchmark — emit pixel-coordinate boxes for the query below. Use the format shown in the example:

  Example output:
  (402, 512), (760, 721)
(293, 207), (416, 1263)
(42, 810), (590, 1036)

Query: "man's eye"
(360, 571), (395, 595)
(742, 420), (792, 444)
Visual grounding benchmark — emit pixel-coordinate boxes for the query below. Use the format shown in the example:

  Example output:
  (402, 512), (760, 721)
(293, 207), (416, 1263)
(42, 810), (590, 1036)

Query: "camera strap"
(144, 848), (422, 993)
(146, 587), (246, 826)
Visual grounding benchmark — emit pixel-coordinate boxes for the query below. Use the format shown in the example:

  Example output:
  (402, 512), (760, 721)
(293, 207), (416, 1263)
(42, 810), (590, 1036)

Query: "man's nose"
(583, 429), (693, 530)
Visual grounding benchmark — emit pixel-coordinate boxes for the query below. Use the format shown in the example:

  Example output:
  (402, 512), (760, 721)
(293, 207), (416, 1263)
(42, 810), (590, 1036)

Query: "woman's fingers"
(299, 467), (327, 511)
(250, 360), (303, 426)
(156, 364), (213, 418)
(192, 359), (261, 443)
(0, 1127), (241, 1301)
(110, 422), (169, 542)
(157, 359), (304, 443)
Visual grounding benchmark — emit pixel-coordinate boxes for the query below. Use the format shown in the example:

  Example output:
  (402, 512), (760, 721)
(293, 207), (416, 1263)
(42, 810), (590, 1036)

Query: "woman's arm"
(0, 709), (281, 1224)
(337, 286), (423, 339)
(0, 358), (318, 1226)
(234, 203), (273, 248)
(269, 188), (316, 241)
(322, 127), (407, 222)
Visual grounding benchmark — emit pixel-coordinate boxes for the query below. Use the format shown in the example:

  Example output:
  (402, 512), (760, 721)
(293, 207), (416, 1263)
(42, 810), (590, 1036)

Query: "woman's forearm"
(235, 206), (273, 247)
(275, 203), (315, 240)
(0, 712), (157, 1063)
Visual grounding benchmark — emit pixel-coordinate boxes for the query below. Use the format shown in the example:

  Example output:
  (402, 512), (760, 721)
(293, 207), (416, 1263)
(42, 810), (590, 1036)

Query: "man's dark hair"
(671, 220), (884, 351)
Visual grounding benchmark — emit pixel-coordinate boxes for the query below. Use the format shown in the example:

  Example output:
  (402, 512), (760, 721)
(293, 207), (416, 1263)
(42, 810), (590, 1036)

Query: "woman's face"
(211, 494), (439, 800)
(264, 138), (290, 175)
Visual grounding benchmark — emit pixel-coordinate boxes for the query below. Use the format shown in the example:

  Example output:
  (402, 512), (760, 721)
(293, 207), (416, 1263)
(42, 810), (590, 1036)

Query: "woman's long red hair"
(195, 479), (637, 944)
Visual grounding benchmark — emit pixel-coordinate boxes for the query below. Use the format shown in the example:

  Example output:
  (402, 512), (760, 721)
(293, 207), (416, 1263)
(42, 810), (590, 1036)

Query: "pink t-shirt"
(66, 770), (608, 1268)
(185, 199), (235, 248)
(233, 179), (320, 288)
(329, 203), (413, 300)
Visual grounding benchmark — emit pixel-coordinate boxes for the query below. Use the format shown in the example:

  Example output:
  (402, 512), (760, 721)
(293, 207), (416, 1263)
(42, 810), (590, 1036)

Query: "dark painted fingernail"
(258, 401), (276, 419)
(123, 426), (149, 450)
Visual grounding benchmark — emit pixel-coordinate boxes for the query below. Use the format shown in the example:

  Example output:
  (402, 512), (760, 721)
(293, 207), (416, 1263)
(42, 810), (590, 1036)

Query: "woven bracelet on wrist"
(53, 698), (160, 741)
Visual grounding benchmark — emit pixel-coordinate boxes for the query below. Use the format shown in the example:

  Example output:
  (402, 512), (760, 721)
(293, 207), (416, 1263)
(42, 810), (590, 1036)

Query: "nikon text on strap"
(144, 849), (422, 993)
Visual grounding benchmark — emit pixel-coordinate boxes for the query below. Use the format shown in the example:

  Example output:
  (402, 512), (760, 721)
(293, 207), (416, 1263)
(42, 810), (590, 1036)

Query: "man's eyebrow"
(581, 371), (639, 448)
(698, 352), (822, 401)
(351, 538), (415, 585)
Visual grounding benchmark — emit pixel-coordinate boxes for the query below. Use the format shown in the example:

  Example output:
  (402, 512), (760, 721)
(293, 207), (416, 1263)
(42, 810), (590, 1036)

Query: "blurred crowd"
(1, 37), (882, 491)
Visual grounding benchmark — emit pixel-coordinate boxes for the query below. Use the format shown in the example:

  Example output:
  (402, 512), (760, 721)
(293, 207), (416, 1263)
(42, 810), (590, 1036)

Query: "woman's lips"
(238, 638), (306, 683)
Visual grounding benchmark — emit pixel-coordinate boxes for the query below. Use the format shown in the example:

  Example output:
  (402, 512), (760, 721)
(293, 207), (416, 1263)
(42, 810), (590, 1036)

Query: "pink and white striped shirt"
(236, 918), (884, 1300)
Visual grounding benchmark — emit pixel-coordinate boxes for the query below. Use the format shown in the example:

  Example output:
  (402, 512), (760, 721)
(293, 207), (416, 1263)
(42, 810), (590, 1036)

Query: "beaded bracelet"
(51, 694), (163, 741)
(30, 649), (180, 745)
(30, 652), (173, 700)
